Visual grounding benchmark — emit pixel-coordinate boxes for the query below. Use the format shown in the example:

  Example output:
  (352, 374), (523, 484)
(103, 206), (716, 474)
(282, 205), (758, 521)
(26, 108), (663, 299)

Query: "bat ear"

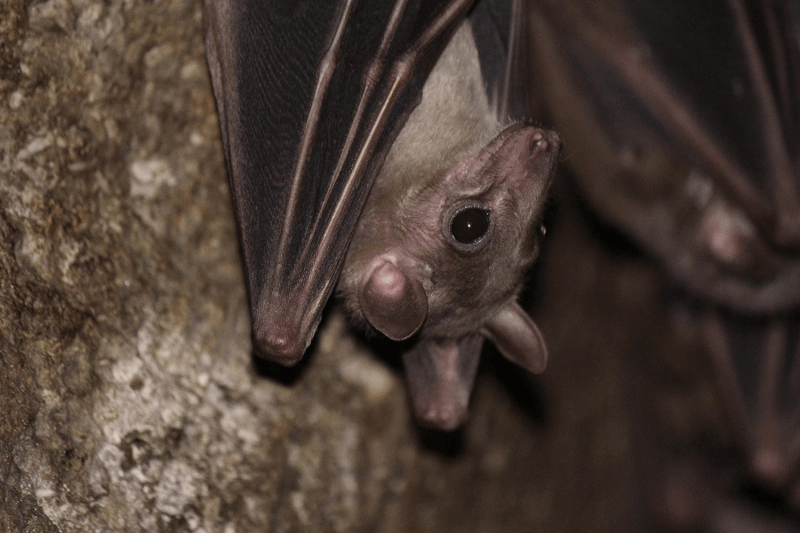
(359, 257), (428, 341)
(482, 301), (548, 374)
(402, 334), (484, 431)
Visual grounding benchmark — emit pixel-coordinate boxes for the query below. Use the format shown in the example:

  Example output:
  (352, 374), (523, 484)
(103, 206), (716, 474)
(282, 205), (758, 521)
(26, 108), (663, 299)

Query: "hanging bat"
(204, 0), (560, 430)
(526, 0), (800, 314)
(630, 306), (800, 532)
(525, 0), (800, 527)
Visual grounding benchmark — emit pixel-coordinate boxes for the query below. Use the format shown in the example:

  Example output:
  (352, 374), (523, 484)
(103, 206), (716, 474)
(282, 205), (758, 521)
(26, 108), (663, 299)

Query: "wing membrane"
(205, 0), (474, 363)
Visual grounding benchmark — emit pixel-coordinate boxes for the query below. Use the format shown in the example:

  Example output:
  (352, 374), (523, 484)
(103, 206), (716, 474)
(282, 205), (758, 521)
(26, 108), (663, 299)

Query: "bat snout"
(527, 128), (561, 165)
(528, 128), (558, 153)
(491, 125), (561, 190)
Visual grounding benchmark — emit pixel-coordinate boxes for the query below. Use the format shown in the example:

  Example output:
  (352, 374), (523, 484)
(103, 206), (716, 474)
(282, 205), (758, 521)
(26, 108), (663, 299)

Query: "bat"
(526, 0), (800, 314)
(525, 0), (800, 527)
(629, 306), (800, 532)
(204, 0), (560, 430)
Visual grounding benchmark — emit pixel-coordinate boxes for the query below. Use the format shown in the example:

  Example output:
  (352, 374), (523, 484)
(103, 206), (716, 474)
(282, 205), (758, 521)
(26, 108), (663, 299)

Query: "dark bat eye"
(451, 208), (490, 244)
(442, 201), (493, 254)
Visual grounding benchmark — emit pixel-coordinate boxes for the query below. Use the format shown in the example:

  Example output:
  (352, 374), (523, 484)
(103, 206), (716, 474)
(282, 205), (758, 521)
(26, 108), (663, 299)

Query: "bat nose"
(530, 131), (547, 152)
(524, 128), (561, 183)
(530, 128), (561, 156)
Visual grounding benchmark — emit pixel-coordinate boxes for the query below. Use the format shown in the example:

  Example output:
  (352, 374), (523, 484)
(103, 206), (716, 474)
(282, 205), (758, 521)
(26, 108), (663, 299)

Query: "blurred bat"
(702, 309), (800, 500)
(527, 0), (800, 313)
(204, 0), (560, 429)
(525, 0), (800, 527)
(632, 307), (800, 532)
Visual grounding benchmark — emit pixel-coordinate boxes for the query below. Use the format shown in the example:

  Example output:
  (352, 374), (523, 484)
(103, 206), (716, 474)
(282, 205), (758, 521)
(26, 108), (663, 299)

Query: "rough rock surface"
(0, 1), (652, 532)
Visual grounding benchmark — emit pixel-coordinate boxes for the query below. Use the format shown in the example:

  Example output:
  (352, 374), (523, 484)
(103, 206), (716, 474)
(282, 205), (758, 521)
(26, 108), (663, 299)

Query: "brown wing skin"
(205, 0), (474, 365)
(527, 0), (800, 312)
(470, 0), (528, 120)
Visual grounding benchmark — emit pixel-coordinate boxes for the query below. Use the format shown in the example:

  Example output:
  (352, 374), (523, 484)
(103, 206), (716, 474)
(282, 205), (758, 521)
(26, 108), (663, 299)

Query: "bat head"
(415, 123), (560, 339)
(340, 123), (560, 365)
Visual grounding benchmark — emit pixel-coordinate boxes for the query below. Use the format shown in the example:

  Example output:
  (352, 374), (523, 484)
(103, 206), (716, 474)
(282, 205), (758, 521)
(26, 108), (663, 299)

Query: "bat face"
(205, 0), (477, 366)
(527, 0), (800, 313)
(340, 23), (559, 338)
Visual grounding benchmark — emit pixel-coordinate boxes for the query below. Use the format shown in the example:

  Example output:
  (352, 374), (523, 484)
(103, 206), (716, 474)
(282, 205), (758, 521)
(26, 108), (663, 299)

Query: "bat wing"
(205, 0), (474, 365)
(616, 0), (800, 247)
(471, 0), (528, 120)
(528, 0), (800, 515)
(528, 0), (800, 311)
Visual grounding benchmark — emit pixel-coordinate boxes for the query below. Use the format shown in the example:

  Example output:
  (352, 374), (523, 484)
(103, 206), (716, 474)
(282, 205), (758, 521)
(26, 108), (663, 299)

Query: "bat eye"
(443, 201), (492, 253)
(451, 208), (490, 244)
